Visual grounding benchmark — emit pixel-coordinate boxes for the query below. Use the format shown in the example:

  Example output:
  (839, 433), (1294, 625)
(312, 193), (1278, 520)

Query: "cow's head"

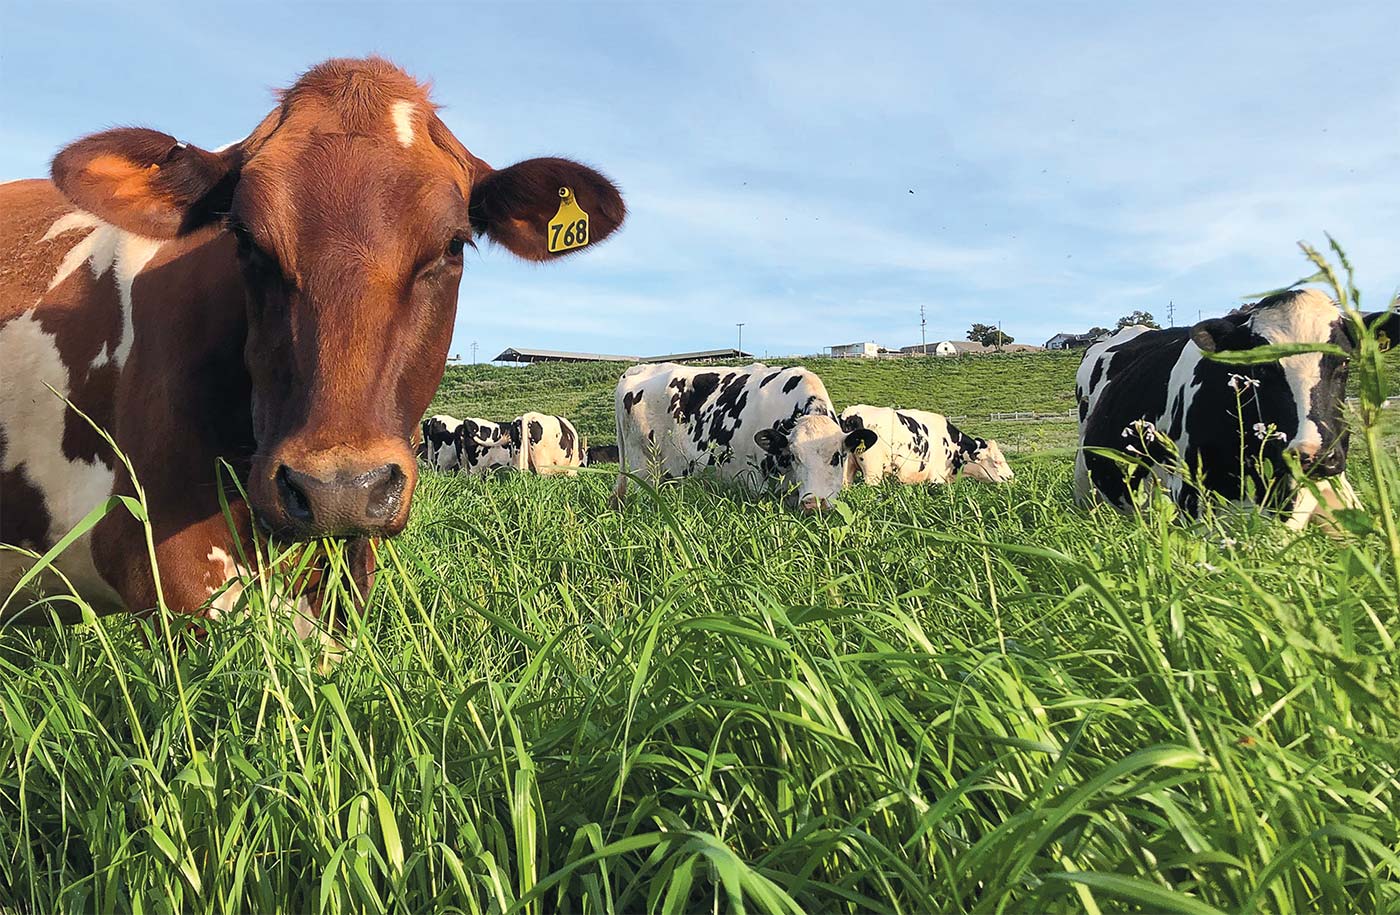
(50, 58), (624, 538)
(755, 415), (878, 512)
(838, 409), (890, 485)
(456, 420), (515, 475)
(958, 438), (1014, 483)
(1190, 289), (1398, 478)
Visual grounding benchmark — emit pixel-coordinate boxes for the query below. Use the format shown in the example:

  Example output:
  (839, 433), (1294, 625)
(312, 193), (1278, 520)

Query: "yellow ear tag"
(547, 186), (590, 254)
(1378, 330), (1392, 352)
(854, 442), (867, 454)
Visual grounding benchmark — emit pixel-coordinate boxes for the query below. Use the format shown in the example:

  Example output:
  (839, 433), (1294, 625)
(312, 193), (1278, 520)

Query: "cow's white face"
(961, 439), (1014, 483)
(755, 414), (878, 512)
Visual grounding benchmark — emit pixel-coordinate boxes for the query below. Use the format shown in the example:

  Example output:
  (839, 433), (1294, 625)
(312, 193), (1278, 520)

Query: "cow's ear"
(51, 128), (240, 238)
(845, 428), (878, 453)
(1190, 318), (1247, 353)
(469, 157), (625, 261)
(1361, 311), (1400, 352)
(839, 414), (861, 434)
(754, 429), (789, 454)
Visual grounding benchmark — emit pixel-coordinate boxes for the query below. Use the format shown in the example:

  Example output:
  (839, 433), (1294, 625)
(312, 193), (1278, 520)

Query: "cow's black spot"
(529, 421), (544, 446)
(760, 370), (783, 387)
(556, 417), (576, 457)
(1088, 358), (1105, 394)
(623, 390), (643, 413)
(782, 375), (801, 394)
(829, 451), (842, 467)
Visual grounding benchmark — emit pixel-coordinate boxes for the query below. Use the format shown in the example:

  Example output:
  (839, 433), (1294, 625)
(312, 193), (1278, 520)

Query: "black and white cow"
(585, 443), (619, 466)
(839, 405), (1013, 485)
(420, 415), (465, 472)
(511, 412), (584, 476)
(612, 362), (878, 512)
(454, 418), (517, 475)
(1075, 288), (1397, 527)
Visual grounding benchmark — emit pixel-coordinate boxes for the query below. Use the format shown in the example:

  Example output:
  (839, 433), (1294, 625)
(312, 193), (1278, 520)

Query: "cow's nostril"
(276, 465), (314, 522)
(364, 463), (406, 520)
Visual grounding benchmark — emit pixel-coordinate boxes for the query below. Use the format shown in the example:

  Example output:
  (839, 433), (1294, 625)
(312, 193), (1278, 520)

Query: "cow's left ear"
(51, 128), (240, 238)
(844, 428), (878, 453)
(754, 429), (789, 454)
(1190, 318), (1248, 353)
(469, 157), (625, 261)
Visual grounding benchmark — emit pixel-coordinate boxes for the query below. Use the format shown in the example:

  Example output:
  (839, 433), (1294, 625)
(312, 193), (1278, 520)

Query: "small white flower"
(1272, 431), (1286, 442)
(1198, 561), (1219, 573)
(1126, 444), (1141, 455)
(1228, 373), (1261, 393)
(1220, 536), (1237, 549)
(1253, 422), (1269, 440)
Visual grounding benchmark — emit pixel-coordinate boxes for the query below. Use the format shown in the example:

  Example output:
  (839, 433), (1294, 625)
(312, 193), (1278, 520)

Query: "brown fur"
(2, 57), (625, 625)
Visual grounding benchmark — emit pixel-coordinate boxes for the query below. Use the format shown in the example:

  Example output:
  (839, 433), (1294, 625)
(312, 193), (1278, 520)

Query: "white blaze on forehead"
(1248, 289), (1341, 454)
(391, 100), (417, 147)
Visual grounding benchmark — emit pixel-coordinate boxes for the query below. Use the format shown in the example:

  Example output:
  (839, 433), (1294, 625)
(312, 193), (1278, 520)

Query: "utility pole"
(997, 320), (1004, 351)
(470, 341), (479, 364)
(920, 303), (927, 354)
(1166, 300), (1175, 326)
(737, 322), (745, 354)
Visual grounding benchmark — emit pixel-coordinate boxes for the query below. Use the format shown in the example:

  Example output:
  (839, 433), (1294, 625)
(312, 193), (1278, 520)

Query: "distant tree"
(967, 323), (1014, 347)
(1116, 310), (1160, 330)
(1087, 326), (1111, 338)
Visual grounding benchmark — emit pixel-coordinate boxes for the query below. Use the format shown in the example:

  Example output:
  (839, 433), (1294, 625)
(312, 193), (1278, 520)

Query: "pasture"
(5, 348), (1400, 913)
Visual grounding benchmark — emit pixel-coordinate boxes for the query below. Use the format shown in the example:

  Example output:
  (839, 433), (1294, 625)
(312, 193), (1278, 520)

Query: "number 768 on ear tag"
(548, 187), (590, 254)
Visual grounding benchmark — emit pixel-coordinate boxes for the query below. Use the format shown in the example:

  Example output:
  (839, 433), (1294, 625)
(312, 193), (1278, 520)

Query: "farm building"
(829, 341), (885, 358)
(898, 341), (1044, 356)
(1044, 332), (1098, 350)
(492, 347), (639, 364)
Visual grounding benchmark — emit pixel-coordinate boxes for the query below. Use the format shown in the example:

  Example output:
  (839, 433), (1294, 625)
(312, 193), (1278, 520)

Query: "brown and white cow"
(0, 57), (625, 628)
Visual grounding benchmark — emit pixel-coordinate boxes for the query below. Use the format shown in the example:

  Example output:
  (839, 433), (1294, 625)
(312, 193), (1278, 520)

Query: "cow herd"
(2, 55), (1397, 632)
(422, 361), (1014, 512)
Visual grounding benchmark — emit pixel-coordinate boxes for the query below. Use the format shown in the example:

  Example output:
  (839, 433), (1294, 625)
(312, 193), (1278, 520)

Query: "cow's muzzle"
(271, 459), (410, 538)
(799, 495), (833, 514)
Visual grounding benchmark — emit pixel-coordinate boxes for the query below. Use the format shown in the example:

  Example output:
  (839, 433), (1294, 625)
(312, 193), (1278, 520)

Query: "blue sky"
(3, 1), (1397, 359)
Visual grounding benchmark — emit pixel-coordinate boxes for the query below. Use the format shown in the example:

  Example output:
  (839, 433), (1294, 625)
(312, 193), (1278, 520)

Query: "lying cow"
(1075, 288), (1397, 527)
(838, 405), (1013, 485)
(511, 412), (583, 476)
(0, 57), (624, 626)
(613, 363), (877, 512)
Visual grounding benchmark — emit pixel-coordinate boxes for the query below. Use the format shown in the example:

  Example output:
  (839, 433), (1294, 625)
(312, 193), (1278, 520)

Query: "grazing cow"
(511, 413), (583, 476)
(586, 443), (620, 466)
(420, 415), (465, 471)
(612, 363), (878, 512)
(455, 418), (517, 475)
(0, 57), (625, 625)
(838, 405), (1013, 485)
(1075, 289), (1397, 527)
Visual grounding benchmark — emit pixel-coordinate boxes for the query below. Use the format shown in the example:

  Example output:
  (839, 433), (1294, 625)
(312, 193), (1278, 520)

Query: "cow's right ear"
(754, 429), (789, 454)
(51, 128), (240, 238)
(1190, 318), (1247, 353)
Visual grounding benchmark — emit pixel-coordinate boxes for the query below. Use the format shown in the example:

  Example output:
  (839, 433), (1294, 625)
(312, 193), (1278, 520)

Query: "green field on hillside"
(429, 352), (1086, 451)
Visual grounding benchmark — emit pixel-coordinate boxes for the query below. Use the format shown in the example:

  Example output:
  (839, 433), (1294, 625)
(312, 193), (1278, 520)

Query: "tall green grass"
(2, 245), (1399, 912)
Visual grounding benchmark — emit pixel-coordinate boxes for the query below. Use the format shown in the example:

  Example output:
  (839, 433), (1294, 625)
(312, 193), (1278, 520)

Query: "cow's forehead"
(1248, 289), (1341, 343)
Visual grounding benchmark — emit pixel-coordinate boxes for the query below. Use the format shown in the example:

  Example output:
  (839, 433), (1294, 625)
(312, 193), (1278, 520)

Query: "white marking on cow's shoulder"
(0, 314), (123, 615)
(206, 546), (244, 619)
(391, 100), (416, 147)
(41, 210), (164, 370)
